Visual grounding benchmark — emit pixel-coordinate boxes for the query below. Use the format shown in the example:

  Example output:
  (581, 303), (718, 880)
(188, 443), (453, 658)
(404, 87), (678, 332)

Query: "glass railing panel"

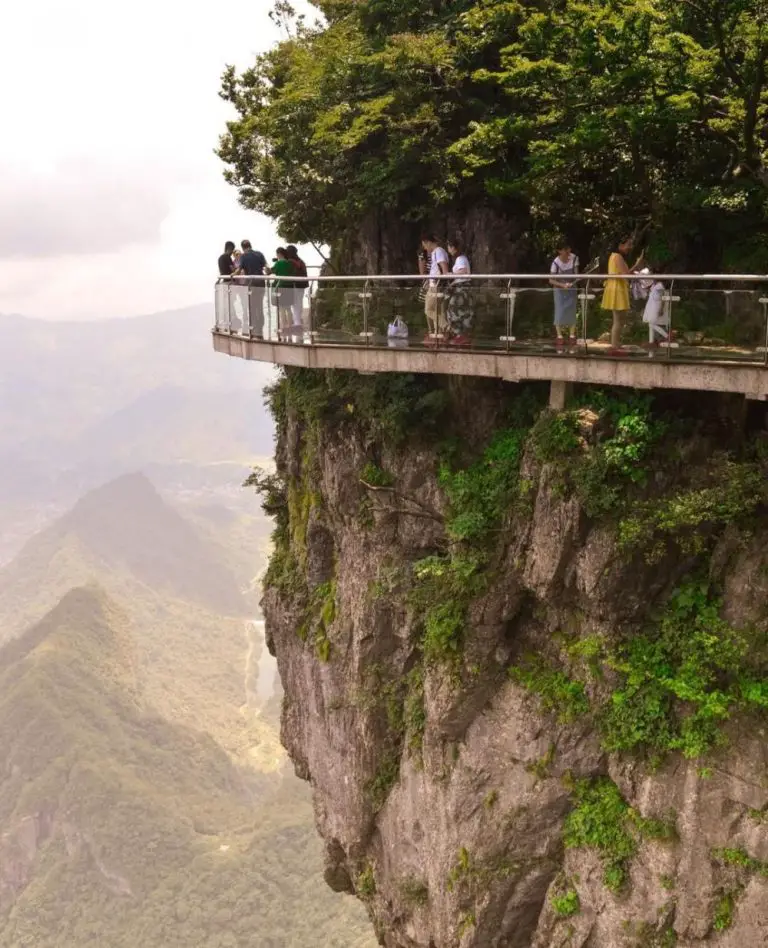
(309, 279), (367, 343)
(214, 279), (230, 331)
(465, 280), (509, 349)
(227, 280), (249, 336)
(213, 275), (768, 364)
(508, 284), (555, 348)
(367, 279), (421, 345)
(667, 284), (768, 362)
(363, 279), (512, 350)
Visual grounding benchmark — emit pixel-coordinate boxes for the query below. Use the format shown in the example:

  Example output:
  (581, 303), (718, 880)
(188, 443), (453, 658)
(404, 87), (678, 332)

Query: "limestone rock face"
(263, 378), (768, 947)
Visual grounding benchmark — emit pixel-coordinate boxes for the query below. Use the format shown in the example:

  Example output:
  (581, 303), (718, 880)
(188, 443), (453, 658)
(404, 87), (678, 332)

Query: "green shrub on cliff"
(564, 778), (674, 892)
(439, 428), (527, 543)
(510, 658), (590, 724)
(550, 887), (580, 918)
(411, 553), (487, 664)
(266, 369), (449, 444)
(563, 778), (638, 891)
(531, 393), (666, 517)
(617, 461), (765, 561)
(601, 582), (766, 759)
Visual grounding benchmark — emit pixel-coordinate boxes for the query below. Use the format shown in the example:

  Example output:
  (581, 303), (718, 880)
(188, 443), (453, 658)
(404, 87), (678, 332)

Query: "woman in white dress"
(642, 274), (670, 348)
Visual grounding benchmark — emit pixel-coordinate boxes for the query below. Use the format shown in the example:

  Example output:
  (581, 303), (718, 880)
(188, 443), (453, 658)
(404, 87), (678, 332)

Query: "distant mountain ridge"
(0, 586), (374, 948)
(0, 305), (274, 564)
(0, 308), (377, 946)
(0, 472), (247, 631)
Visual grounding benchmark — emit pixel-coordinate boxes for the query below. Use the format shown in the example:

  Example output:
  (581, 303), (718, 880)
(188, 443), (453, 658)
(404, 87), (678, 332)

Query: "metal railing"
(213, 274), (768, 365)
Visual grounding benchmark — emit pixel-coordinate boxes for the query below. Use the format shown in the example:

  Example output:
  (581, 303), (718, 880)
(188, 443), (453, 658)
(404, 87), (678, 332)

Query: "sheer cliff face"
(262, 371), (768, 948)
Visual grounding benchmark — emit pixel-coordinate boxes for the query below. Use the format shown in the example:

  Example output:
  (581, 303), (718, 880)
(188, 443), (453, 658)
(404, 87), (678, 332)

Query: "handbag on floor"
(387, 316), (409, 347)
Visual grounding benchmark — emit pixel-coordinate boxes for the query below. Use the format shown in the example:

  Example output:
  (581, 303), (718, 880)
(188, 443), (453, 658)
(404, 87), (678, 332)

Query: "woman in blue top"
(549, 240), (579, 347)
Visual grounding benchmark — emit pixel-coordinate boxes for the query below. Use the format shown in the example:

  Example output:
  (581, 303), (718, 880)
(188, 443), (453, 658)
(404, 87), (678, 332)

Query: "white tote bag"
(387, 316), (409, 348)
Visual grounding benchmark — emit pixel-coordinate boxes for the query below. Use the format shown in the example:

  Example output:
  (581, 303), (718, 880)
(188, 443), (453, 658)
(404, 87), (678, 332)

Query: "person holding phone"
(549, 239), (579, 347)
(602, 235), (645, 353)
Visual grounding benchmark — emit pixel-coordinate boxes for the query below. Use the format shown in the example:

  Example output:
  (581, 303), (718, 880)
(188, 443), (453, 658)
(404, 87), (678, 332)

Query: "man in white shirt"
(421, 235), (449, 337)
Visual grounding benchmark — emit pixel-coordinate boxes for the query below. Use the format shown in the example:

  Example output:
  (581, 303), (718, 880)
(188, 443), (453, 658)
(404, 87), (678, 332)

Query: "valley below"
(0, 306), (375, 947)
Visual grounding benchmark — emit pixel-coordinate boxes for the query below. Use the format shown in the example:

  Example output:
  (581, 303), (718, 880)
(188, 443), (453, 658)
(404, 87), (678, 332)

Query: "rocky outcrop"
(0, 812), (53, 908)
(262, 373), (768, 947)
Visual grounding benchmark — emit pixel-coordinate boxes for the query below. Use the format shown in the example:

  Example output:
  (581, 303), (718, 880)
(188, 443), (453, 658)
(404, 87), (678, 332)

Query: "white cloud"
(0, 0), (320, 319)
(0, 160), (170, 258)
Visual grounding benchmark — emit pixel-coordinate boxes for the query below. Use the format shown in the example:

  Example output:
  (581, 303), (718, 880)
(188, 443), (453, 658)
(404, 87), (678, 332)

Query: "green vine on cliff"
(510, 580), (768, 763)
(439, 428), (527, 544)
(417, 395), (541, 666)
(439, 391), (542, 547)
(601, 582), (768, 759)
(411, 553), (487, 665)
(563, 778), (674, 892)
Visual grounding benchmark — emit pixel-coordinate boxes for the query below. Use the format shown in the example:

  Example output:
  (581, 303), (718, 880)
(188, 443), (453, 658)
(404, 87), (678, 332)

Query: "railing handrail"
(216, 273), (768, 283)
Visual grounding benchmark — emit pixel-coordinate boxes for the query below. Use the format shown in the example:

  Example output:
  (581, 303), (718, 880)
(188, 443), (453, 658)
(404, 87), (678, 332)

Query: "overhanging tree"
(218, 0), (768, 268)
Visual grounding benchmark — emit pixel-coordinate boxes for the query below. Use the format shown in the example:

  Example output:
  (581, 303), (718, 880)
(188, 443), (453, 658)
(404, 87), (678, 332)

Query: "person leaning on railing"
(237, 240), (268, 339)
(602, 235), (645, 354)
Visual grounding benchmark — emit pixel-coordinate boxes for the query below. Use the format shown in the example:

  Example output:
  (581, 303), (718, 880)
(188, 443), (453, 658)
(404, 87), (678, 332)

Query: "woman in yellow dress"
(602, 235), (644, 352)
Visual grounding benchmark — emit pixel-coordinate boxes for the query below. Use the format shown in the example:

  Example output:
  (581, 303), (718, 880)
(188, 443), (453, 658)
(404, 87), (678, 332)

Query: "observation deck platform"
(211, 273), (768, 407)
(212, 331), (768, 406)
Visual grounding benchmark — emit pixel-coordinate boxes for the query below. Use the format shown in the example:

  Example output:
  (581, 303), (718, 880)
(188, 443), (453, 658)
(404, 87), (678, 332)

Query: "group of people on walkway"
(419, 233), (668, 352)
(218, 240), (308, 338)
(219, 234), (668, 353)
(548, 235), (669, 353)
(418, 236), (474, 345)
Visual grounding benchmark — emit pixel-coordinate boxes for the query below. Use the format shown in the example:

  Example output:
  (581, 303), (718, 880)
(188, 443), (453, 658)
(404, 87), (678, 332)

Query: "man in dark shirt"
(239, 240), (269, 339)
(239, 239), (268, 277)
(218, 241), (235, 276)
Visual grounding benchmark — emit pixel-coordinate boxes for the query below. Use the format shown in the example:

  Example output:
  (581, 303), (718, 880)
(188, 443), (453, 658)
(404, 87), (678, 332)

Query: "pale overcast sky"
(0, 0), (319, 319)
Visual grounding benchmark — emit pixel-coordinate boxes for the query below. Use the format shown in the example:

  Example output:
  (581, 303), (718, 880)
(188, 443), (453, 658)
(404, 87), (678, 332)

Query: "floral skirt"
(446, 283), (474, 334)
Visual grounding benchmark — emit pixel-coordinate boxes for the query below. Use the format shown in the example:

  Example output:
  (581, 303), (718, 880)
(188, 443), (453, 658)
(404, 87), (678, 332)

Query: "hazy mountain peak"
(31, 472), (246, 615)
(0, 585), (138, 695)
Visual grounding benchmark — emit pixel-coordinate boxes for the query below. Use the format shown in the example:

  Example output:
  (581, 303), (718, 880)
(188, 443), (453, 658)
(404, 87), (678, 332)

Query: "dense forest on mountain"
(219, 0), (768, 271)
(0, 588), (374, 948)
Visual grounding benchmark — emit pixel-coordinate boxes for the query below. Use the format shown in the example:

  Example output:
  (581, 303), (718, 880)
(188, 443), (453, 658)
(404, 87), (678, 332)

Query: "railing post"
(363, 279), (371, 346)
(309, 278), (315, 346)
(666, 280), (675, 360)
(227, 281), (233, 334)
(580, 278), (590, 353)
(761, 291), (768, 366)
(437, 277), (444, 350)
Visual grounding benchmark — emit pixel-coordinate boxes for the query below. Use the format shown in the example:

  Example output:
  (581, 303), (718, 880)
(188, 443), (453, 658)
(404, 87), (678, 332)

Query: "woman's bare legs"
(611, 310), (623, 348)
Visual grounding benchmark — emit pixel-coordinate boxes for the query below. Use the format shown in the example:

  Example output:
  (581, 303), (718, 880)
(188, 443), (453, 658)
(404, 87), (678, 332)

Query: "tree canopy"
(219, 0), (768, 268)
